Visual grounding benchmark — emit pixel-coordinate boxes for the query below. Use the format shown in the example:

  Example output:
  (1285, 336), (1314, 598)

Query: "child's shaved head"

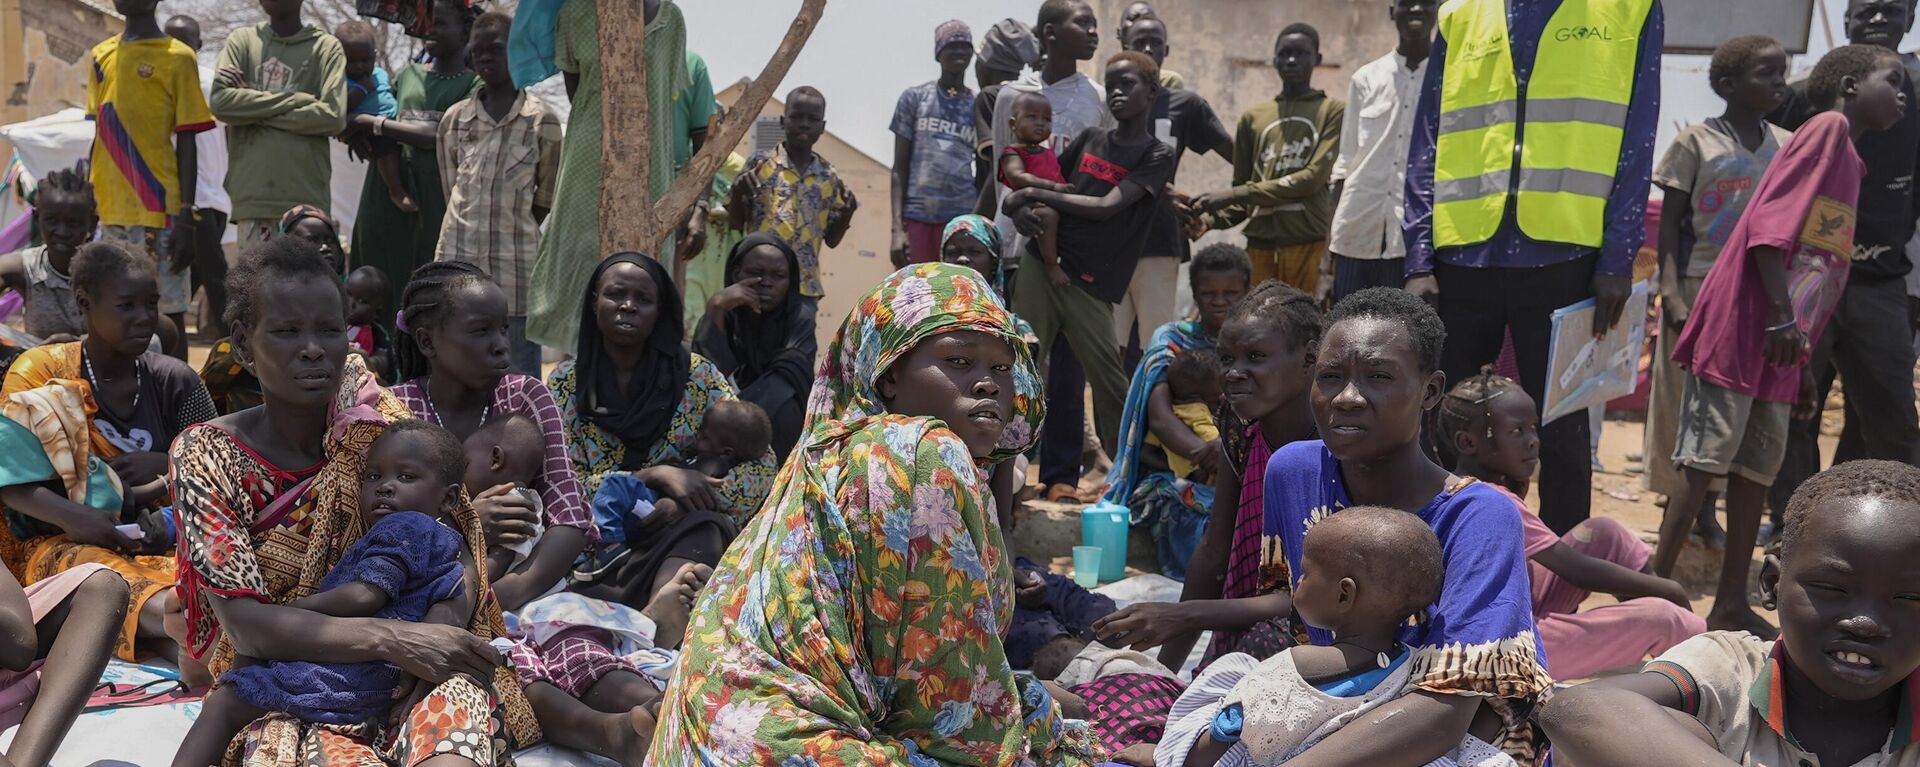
(335, 20), (377, 49)
(1013, 90), (1052, 115)
(786, 86), (827, 114)
(1166, 349), (1222, 404)
(703, 401), (772, 461)
(1305, 506), (1445, 619)
(462, 413), (545, 494)
(473, 414), (543, 467)
(1781, 459), (1920, 557)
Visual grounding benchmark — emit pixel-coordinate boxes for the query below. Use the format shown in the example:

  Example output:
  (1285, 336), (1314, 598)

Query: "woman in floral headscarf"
(941, 214), (1040, 528)
(647, 263), (1102, 766)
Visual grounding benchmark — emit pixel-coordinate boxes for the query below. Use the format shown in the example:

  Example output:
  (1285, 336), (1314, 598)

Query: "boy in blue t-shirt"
(337, 21), (414, 213)
(888, 19), (979, 266)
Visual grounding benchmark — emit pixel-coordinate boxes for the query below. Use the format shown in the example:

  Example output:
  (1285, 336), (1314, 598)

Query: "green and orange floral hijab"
(803, 263), (1043, 463)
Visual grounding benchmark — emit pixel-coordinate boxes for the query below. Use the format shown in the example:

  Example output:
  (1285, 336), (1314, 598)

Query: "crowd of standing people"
(0, 0), (1917, 765)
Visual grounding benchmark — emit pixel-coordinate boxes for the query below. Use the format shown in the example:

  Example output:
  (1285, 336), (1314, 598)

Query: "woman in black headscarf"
(548, 253), (778, 606)
(691, 233), (816, 459)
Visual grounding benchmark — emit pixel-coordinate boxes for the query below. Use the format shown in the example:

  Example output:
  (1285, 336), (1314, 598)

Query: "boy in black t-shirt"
(1119, 16), (1232, 364)
(1003, 51), (1175, 453)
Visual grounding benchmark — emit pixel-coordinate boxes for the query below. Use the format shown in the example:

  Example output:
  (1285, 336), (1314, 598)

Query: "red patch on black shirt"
(1077, 152), (1130, 186)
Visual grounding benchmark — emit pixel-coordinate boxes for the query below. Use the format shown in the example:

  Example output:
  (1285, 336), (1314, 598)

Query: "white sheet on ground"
(0, 574), (1202, 765)
(1093, 573), (1212, 678)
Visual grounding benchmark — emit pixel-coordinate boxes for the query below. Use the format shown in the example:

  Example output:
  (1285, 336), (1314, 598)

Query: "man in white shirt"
(1327, 0), (1435, 302)
(165, 14), (234, 336)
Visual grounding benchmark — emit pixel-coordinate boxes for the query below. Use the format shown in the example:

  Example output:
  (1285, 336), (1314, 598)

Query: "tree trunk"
(596, 0), (652, 256)
(594, 0), (827, 260)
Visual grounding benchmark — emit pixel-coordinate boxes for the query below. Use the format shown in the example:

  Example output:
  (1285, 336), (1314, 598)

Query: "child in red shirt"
(999, 91), (1073, 287)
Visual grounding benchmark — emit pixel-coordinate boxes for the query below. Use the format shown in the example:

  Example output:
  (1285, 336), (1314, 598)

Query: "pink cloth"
(1492, 487), (1704, 679)
(904, 218), (947, 264)
(0, 563), (117, 716)
(505, 626), (636, 697)
(1531, 516), (1706, 679)
(1672, 111), (1863, 403)
(1202, 428), (1281, 667)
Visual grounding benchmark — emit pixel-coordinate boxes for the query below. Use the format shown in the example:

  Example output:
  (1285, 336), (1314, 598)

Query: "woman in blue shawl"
(1098, 244), (1250, 578)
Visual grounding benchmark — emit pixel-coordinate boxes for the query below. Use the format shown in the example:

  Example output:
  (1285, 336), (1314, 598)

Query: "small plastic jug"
(1080, 501), (1130, 582)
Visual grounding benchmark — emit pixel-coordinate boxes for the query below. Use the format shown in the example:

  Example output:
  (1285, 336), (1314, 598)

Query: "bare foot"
(1693, 510), (1728, 551)
(642, 562), (711, 650)
(1693, 519), (1728, 550)
(595, 705), (655, 767)
(391, 191), (419, 214)
(178, 647), (212, 689)
(1706, 605), (1778, 639)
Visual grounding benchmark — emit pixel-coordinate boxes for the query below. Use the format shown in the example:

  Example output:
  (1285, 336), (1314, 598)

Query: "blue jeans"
(590, 474), (658, 545)
(507, 316), (543, 377)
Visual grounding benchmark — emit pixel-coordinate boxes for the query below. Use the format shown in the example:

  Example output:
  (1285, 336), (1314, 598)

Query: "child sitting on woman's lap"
(173, 421), (478, 767)
(465, 413), (548, 574)
(578, 401), (772, 578)
(1148, 349), (1224, 482)
(1160, 506), (1514, 767)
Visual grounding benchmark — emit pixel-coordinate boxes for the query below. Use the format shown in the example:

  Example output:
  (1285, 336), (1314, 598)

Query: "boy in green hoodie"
(210, 0), (346, 249)
(1192, 22), (1345, 297)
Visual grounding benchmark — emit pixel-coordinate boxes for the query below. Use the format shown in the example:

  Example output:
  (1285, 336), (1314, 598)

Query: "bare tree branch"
(599, 0), (826, 257)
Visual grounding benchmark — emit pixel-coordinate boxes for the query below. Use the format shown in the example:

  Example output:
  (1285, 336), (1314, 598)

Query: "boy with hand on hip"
(730, 87), (855, 308)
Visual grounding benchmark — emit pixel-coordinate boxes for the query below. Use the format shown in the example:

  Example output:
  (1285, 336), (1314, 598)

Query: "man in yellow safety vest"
(1402, 0), (1662, 535)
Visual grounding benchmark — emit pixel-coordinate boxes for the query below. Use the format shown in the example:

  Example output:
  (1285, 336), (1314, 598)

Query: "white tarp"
(2, 109), (369, 245)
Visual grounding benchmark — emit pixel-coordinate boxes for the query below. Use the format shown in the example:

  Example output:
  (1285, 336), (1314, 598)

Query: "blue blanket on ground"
(222, 511), (464, 725)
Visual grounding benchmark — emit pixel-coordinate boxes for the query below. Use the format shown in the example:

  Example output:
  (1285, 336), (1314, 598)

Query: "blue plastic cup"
(1072, 545), (1102, 588)
(1081, 501), (1130, 581)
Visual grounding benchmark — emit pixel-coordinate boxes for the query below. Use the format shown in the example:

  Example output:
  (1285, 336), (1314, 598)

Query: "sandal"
(84, 678), (198, 712)
(1042, 483), (1085, 503)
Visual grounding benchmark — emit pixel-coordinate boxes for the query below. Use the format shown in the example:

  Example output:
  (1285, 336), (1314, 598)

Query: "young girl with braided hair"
(1441, 366), (1704, 679)
(385, 261), (706, 764)
(387, 260), (594, 612)
(1, 164), (100, 342)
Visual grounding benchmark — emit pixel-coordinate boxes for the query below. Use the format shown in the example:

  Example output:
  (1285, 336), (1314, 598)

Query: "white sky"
(680, 0), (1920, 164)
(681, 0), (1039, 163)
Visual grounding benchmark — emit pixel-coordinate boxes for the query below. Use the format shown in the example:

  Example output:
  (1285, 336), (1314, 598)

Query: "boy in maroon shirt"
(1658, 43), (1909, 636)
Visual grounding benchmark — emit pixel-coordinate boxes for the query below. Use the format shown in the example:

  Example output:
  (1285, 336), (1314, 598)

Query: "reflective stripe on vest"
(1432, 0), (1654, 249)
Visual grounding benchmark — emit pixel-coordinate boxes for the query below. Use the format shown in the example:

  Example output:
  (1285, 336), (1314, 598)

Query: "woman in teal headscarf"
(1098, 244), (1251, 579)
(648, 263), (1101, 766)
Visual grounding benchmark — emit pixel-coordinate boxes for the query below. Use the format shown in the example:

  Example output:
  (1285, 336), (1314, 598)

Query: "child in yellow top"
(1148, 348), (1222, 481)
